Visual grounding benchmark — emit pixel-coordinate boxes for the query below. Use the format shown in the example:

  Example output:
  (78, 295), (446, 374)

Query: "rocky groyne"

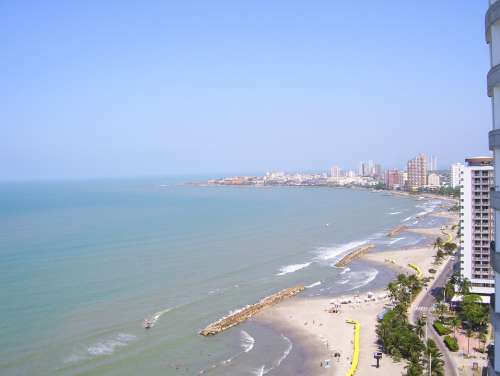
(388, 225), (407, 237)
(335, 244), (375, 267)
(200, 285), (304, 336)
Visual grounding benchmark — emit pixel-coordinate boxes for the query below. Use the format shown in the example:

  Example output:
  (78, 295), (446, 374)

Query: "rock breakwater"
(335, 244), (375, 267)
(200, 285), (304, 336)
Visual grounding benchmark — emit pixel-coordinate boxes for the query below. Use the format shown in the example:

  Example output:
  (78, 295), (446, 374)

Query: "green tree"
(442, 242), (457, 254)
(466, 329), (473, 356)
(424, 339), (445, 376)
(415, 318), (426, 339)
(450, 317), (461, 340)
(405, 357), (424, 376)
(479, 332), (487, 352)
(459, 278), (472, 295)
(433, 237), (443, 250)
(435, 302), (447, 320)
(444, 281), (455, 302)
(461, 295), (489, 329)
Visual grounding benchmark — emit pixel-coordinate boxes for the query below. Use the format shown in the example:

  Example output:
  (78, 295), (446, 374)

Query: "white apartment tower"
(330, 166), (341, 179)
(451, 163), (465, 189)
(460, 157), (495, 297)
(486, 2), (500, 372)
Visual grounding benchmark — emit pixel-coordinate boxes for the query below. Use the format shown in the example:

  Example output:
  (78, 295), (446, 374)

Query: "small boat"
(144, 320), (152, 329)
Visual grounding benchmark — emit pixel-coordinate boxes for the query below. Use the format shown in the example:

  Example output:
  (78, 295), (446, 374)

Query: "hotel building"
(385, 169), (401, 190)
(407, 154), (428, 191)
(451, 163), (465, 189)
(459, 157), (495, 296)
(486, 1), (500, 371)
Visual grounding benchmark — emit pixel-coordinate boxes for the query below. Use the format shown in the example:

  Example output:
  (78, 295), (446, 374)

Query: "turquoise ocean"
(0, 178), (445, 375)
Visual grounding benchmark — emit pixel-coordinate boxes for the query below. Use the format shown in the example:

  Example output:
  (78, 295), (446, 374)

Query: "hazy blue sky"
(1, 1), (492, 180)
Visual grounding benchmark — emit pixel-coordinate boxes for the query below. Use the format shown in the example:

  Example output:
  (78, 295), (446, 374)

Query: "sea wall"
(200, 285), (304, 336)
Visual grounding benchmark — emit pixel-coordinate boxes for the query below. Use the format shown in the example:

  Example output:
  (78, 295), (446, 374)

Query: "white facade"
(459, 158), (495, 296)
(330, 166), (341, 178)
(428, 173), (441, 188)
(429, 156), (438, 171)
(451, 163), (464, 188)
(486, 1), (500, 371)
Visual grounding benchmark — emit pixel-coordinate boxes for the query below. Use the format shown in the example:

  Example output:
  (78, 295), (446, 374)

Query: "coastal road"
(411, 255), (458, 376)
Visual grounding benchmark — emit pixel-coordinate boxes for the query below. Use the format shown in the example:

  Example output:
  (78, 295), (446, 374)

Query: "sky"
(0, 1), (493, 180)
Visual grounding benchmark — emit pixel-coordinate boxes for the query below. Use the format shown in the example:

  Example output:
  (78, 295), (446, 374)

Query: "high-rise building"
(400, 172), (408, 189)
(427, 173), (441, 188)
(330, 166), (341, 178)
(451, 163), (465, 189)
(385, 170), (401, 190)
(407, 154), (428, 191)
(486, 4), (500, 371)
(459, 157), (495, 296)
(429, 156), (438, 171)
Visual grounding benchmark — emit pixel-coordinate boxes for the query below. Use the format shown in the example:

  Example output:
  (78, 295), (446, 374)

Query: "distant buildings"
(429, 156), (438, 171)
(407, 154), (428, 191)
(459, 157), (495, 295)
(330, 166), (341, 179)
(385, 170), (401, 190)
(427, 173), (441, 188)
(451, 163), (464, 189)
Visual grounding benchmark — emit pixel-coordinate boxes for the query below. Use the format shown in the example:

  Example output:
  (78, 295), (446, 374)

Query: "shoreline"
(256, 207), (458, 375)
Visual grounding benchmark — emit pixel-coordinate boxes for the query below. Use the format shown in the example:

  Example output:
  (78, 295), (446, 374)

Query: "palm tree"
(433, 237), (443, 250)
(443, 242), (457, 255)
(435, 302), (447, 320)
(466, 329), (474, 356)
(444, 281), (455, 302)
(405, 357), (423, 376)
(415, 317), (426, 339)
(424, 339), (445, 376)
(459, 278), (472, 296)
(479, 332), (487, 353)
(450, 317), (461, 340)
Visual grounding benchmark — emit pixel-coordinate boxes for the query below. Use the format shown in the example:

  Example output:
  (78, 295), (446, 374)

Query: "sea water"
(0, 178), (437, 375)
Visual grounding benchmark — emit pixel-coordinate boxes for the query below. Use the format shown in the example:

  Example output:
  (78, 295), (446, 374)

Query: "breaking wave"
(315, 240), (368, 262)
(347, 269), (379, 291)
(276, 262), (311, 276)
(240, 330), (255, 353)
(306, 281), (322, 289)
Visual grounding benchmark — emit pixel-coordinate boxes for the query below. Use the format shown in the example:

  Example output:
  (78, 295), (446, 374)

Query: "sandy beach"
(258, 209), (459, 375)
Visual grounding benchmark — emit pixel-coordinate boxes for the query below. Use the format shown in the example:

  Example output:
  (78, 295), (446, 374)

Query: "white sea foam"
(388, 211), (402, 215)
(389, 237), (405, 245)
(403, 216), (413, 222)
(253, 365), (266, 376)
(240, 330), (255, 353)
(148, 307), (174, 327)
(253, 335), (293, 375)
(276, 334), (293, 367)
(340, 267), (351, 275)
(306, 281), (322, 289)
(315, 240), (368, 262)
(347, 269), (379, 291)
(86, 333), (136, 357)
(276, 262), (311, 276)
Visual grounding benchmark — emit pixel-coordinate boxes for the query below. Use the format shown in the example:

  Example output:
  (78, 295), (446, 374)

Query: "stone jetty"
(335, 244), (375, 267)
(200, 285), (305, 336)
(388, 225), (407, 237)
